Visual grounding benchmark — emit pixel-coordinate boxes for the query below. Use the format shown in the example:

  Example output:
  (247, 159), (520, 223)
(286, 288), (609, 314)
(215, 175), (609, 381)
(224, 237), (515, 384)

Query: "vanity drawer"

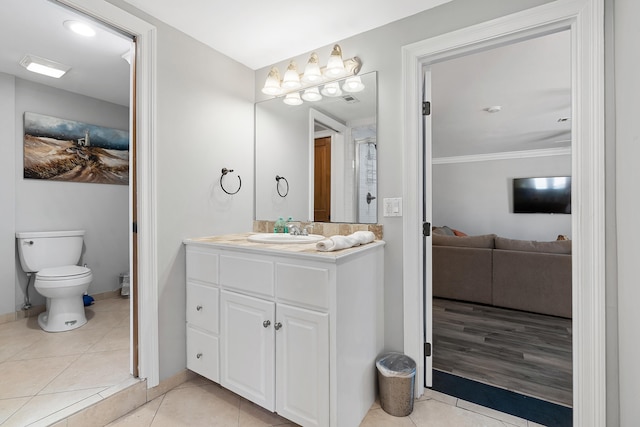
(187, 326), (219, 382)
(186, 247), (219, 285)
(276, 263), (329, 310)
(220, 255), (274, 297)
(186, 283), (219, 333)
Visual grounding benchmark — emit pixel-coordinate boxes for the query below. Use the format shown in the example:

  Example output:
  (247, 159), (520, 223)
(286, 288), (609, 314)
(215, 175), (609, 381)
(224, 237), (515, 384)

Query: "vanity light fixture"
(282, 61), (302, 90)
(324, 44), (346, 78)
(321, 81), (342, 97)
(283, 92), (303, 106)
(19, 55), (71, 79)
(302, 53), (322, 84)
(260, 44), (362, 104)
(342, 76), (365, 93)
(301, 87), (322, 102)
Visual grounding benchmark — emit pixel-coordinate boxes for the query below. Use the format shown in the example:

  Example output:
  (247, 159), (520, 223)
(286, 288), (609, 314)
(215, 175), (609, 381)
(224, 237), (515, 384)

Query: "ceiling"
(0, 0), (132, 106)
(0, 0), (571, 158)
(119, 0), (452, 70)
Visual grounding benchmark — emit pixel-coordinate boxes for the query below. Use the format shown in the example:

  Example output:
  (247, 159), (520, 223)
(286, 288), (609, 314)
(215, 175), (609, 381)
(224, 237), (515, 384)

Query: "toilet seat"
(37, 265), (91, 281)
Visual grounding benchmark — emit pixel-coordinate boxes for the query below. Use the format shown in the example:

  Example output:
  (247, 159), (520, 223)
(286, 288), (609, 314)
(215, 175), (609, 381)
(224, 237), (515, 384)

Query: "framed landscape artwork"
(23, 112), (129, 185)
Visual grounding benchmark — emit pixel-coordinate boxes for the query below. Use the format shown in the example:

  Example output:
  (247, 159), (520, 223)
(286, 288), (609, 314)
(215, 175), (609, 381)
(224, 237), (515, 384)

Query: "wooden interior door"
(314, 137), (331, 222)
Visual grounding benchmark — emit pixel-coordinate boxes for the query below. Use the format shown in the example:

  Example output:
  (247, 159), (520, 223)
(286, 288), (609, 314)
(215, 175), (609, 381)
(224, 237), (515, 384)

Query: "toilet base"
(38, 296), (87, 332)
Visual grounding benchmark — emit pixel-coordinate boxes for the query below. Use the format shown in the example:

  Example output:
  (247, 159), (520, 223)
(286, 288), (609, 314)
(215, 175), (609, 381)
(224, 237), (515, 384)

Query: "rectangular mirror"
(255, 71), (377, 223)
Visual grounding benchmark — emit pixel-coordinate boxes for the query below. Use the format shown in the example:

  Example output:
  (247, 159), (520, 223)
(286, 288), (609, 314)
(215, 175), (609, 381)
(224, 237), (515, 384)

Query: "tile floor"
(1, 296), (547, 426)
(108, 375), (547, 427)
(0, 296), (133, 427)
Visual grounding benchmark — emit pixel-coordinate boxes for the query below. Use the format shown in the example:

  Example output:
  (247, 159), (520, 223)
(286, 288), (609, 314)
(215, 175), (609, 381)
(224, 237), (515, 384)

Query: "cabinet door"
(220, 290), (275, 411)
(276, 303), (329, 427)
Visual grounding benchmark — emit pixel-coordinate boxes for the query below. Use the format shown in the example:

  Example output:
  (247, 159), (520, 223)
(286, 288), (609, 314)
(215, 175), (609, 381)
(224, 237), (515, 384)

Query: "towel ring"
(220, 168), (241, 195)
(275, 175), (289, 198)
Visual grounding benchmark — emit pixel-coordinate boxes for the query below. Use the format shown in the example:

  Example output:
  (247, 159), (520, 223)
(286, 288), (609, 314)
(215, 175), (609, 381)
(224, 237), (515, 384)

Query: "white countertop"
(184, 233), (385, 261)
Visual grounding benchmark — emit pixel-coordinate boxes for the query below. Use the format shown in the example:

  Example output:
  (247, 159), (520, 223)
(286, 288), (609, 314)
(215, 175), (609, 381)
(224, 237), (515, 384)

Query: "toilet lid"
(37, 265), (91, 280)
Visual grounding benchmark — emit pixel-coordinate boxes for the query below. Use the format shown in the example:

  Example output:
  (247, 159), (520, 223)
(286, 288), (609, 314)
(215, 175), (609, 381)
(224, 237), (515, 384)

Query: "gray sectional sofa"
(432, 233), (572, 318)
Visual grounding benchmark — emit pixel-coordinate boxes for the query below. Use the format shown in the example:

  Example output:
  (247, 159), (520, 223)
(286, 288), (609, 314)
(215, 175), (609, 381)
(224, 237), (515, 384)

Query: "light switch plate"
(383, 197), (402, 217)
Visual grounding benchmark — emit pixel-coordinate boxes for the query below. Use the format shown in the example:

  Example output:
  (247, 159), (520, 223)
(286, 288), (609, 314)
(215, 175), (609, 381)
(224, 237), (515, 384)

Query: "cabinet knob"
(274, 322), (282, 331)
(196, 305), (203, 311)
(263, 320), (271, 328)
(196, 352), (203, 359)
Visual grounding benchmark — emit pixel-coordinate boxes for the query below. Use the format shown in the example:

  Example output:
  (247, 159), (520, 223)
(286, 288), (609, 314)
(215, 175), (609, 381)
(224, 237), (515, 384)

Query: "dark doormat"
(431, 370), (572, 427)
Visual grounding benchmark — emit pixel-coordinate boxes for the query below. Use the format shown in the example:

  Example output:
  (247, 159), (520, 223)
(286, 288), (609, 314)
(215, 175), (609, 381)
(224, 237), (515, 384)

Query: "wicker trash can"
(376, 352), (416, 417)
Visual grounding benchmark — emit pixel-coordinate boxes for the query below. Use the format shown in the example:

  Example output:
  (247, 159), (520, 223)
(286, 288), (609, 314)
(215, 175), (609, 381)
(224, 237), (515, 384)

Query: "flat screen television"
(513, 176), (571, 214)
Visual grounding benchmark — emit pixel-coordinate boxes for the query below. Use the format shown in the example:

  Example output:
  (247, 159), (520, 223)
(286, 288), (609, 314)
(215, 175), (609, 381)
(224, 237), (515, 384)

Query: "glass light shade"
(301, 87), (322, 102)
(283, 92), (303, 105)
(282, 61), (302, 90)
(342, 76), (365, 93)
(63, 20), (96, 37)
(261, 67), (282, 95)
(321, 82), (342, 97)
(324, 44), (345, 78)
(302, 53), (322, 84)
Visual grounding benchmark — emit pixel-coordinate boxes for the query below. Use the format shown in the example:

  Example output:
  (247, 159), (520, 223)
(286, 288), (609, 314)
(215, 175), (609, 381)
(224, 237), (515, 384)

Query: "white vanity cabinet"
(184, 235), (384, 427)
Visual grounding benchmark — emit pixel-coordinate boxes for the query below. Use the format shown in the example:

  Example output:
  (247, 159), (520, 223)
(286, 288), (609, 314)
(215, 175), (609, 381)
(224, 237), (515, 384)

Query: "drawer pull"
(196, 305), (203, 311)
(196, 352), (203, 359)
(274, 322), (282, 331)
(263, 320), (271, 328)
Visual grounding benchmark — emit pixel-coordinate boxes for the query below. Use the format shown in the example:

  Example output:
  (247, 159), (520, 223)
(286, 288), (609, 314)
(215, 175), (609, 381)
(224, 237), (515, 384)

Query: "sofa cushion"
(432, 234), (496, 248)
(432, 226), (455, 236)
(495, 237), (572, 254)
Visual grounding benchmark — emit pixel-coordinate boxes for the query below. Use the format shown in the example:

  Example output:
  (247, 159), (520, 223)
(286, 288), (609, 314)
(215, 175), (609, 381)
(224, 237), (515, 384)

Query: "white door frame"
(401, 0), (605, 425)
(55, 0), (160, 387)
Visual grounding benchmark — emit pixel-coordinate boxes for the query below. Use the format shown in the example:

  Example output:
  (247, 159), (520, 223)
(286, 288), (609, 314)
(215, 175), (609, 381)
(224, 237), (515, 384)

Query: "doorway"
(401, 1), (605, 425)
(425, 30), (573, 410)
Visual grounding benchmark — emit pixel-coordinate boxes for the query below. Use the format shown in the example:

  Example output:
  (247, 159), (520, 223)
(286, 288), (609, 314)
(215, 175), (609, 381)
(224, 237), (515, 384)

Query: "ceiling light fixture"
(19, 55), (71, 79)
(63, 20), (96, 37)
(485, 106), (502, 113)
(261, 44), (362, 106)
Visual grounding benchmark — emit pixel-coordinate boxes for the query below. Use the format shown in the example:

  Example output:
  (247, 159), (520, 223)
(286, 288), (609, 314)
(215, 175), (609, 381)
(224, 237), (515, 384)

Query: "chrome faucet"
(302, 224), (314, 236)
(287, 223), (302, 235)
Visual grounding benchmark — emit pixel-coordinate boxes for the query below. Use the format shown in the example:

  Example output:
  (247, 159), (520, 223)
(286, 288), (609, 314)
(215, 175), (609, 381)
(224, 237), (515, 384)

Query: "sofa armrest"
(493, 249), (572, 318)
(432, 246), (493, 305)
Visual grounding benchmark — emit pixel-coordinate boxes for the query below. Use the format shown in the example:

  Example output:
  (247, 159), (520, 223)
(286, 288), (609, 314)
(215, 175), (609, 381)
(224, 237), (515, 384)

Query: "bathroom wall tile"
(146, 369), (195, 401)
(0, 397), (30, 424)
(40, 349), (130, 394)
(3, 387), (106, 427)
(14, 304), (46, 320)
(66, 380), (147, 427)
(0, 355), (78, 399)
(149, 383), (241, 427)
(106, 395), (164, 427)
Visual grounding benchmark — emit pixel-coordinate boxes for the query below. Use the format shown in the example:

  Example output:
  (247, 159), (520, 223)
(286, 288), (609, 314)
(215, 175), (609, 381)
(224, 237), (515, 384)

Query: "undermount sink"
(247, 233), (325, 244)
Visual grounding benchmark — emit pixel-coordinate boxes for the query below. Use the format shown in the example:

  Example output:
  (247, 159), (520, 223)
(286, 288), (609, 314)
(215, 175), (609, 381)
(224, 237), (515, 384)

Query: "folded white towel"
(316, 231), (376, 252)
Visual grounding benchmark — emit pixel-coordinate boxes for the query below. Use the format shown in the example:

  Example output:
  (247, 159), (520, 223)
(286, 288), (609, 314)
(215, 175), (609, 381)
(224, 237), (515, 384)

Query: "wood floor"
(432, 297), (573, 407)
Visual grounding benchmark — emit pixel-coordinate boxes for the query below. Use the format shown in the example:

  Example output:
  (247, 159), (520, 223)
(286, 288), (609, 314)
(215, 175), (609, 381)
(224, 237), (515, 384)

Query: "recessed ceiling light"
(19, 55), (71, 79)
(63, 20), (96, 37)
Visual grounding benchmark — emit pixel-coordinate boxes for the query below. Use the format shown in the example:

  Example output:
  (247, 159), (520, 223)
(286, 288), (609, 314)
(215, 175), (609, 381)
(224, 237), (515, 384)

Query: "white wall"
(0, 73), (16, 317)
(613, 0), (640, 424)
(13, 78), (130, 310)
(127, 10), (255, 381)
(432, 154), (572, 240)
(255, 0), (554, 351)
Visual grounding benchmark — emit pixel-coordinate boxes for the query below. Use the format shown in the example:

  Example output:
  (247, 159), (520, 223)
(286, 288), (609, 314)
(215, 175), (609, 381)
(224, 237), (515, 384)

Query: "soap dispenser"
(274, 217), (285, 233)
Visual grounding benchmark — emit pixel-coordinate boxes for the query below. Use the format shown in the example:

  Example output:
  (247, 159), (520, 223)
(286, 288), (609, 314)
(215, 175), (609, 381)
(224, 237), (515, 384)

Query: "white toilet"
(16, 230), (93, 332)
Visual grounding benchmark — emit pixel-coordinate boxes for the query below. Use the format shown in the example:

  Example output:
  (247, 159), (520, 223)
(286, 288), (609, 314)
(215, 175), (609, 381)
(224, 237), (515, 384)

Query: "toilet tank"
(15, 230), (85, 272)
